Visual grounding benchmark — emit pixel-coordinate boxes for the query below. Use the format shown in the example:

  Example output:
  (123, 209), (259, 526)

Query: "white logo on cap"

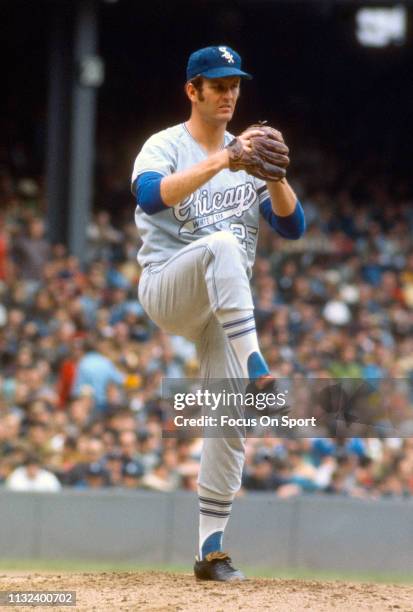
(218, 46), (235, 64)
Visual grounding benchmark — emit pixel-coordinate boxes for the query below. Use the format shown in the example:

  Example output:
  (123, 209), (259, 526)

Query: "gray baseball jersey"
(131, 123), (270, 268)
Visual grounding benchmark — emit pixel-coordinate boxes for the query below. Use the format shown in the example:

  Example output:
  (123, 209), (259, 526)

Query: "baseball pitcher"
(131, 45), (305, 581)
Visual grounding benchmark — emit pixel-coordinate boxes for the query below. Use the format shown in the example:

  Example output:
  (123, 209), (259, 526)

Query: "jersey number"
(230, 223), (258, 253)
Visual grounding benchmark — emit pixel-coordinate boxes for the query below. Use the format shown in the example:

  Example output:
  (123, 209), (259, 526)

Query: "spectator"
(0, 215), (10, 282)
(77, 462), (111, 489)
(242, 452), (284, 492)
(5, 454), (61, 492)
(86, 211), (123, 262)
(141, 451), (180, 492)
(12, 217), (50, 283)
(121, 460), (145, 489)
(72, 337), (125, 413)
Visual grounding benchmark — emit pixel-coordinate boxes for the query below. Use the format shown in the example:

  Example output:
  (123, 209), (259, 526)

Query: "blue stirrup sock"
(247, 351), (270, 381)
(198, 487), (233, 559)
(201, 531), (224, 559)
(218, 310), (270, 381)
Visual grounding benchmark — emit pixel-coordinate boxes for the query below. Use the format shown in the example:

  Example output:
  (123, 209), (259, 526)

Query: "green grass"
(0, 559), (412, 584)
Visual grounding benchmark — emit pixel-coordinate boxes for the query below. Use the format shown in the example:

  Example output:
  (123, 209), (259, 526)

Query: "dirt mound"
(1, 570), (412, 611)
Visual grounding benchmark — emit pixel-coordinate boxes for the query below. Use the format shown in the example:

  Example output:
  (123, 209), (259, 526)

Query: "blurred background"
(1, 0), (413, 575)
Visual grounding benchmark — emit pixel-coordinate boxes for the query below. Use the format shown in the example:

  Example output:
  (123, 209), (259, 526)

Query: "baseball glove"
(226, 121), (289, 182)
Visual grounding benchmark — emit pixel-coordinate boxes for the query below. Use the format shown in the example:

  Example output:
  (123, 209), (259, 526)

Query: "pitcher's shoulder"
(149, 123), (187, 144)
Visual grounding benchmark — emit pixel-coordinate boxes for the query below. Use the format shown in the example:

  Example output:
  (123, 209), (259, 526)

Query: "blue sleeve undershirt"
(259, 198), (305, 239)
(135, 171), (168, 215)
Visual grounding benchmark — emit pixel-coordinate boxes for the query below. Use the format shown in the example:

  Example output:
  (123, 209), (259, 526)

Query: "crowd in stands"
(1, 147), (413, 499)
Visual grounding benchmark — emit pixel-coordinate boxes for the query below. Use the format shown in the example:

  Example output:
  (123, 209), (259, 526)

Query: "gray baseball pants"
(138, 230), (253, 497)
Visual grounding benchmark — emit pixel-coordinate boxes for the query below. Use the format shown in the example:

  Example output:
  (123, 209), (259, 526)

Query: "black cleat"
(194, 551), (246, 582)
(246, 375), (276, 395)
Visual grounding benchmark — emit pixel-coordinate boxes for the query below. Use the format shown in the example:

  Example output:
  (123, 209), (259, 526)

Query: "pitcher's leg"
(138, 244), (212, 341)
(196, 315), (246, 559)
(201, 231), (270, 381)
(139, 231), (268, 380)
(138, 232), (271, 563)
(138, 231), (254, 341)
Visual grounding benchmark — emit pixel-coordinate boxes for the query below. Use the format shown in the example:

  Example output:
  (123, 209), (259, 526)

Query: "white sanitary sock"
(198, 486), (233, 559)
(216, 310), (268, 380)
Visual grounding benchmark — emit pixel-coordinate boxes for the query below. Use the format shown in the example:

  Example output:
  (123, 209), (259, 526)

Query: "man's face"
(26, 463), (40, 479)
(190, 77), (241, 125)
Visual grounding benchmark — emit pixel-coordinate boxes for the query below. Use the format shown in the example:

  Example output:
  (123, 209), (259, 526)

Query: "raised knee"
(213, 230), (238, 245)
(208, 231), (241, 255)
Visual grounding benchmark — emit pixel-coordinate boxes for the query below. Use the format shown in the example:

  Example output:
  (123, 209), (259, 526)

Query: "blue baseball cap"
(186, 45), (252, 82)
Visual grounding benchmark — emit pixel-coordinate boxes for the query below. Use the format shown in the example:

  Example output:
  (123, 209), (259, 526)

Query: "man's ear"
(185, 82), (197, 103)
